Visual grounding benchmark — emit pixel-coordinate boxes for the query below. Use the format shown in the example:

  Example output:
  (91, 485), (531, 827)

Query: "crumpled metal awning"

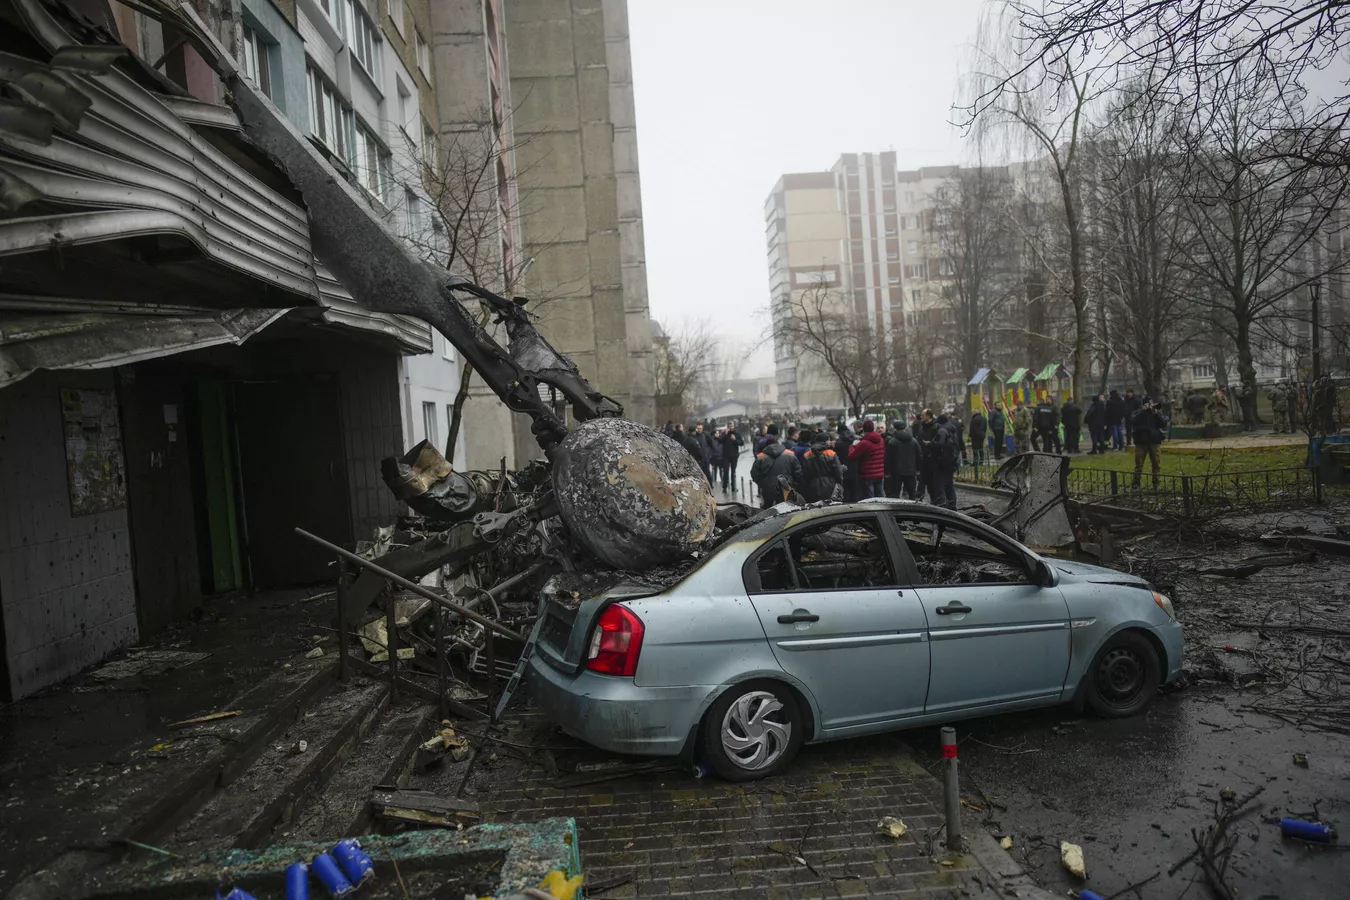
(0, 307), (289, 388)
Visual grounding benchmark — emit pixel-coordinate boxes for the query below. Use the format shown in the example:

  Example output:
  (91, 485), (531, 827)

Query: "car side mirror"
(1033, 559), (1056, 587)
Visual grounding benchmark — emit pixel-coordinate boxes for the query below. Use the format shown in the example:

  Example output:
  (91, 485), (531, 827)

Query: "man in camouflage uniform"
(1268, 383), (1289, 434)
(1205, 386), (1229, 426)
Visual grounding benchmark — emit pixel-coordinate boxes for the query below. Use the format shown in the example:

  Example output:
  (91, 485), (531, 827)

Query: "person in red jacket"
(848, 419), (887, 498)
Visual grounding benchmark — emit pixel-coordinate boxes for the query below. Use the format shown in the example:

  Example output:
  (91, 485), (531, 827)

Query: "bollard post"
(941, 726), (962, 851)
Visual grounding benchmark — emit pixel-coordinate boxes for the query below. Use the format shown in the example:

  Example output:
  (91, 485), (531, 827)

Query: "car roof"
(727, 499), (1003, 546)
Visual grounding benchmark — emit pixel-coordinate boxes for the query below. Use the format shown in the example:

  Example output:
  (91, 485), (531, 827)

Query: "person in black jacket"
(1106, 389), (1126, 450)
(988, 401), (1007, 460)
(1123, 389), (1143, 447)
(800, 433), (844, 502)
(968, 409), (988, 466)
(835, 422), (860, 502)
(691, 423), (714, 481)
(885, 421), (922, 499)
(1085, 394), (1108, 453)
(915, 409), (938, 498)
(1131, 396), (1167, 487)
(1060, 398), (1083, 454)
(750, 437), (803, 508)
(717, 425), (744, 493)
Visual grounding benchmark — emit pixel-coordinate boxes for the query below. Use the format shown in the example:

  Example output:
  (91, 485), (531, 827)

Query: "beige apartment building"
(766, 154), (965, 413)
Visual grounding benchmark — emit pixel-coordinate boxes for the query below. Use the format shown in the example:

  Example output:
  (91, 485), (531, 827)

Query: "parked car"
(527, 500), (1183, 781)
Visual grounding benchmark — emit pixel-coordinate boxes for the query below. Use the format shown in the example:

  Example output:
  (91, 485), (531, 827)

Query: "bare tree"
(979, 1), (1350, 174)
(931, 166), (1022, 382)
(652, 319), (717, 425)
(1084, 86), (1206, 396)
(1178, 66), (1350, 426)
(962, 15), (1107, 399)
(771, 281), (905, 417)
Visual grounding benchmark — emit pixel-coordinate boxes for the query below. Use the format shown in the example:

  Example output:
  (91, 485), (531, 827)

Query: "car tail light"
(586, 604), (644, 677)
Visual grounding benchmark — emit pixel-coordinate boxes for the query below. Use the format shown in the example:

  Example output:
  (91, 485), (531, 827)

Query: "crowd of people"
(662, 388), (1183, 509)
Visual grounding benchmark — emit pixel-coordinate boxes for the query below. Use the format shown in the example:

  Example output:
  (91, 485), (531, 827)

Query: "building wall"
(0, 371), (137, 700)
(506, 0), (653, 444)
(402, 331), (468, 463)
(240, 0), (308, 123)
(603, 0), (654, 427)
(766, 172), (847, 411)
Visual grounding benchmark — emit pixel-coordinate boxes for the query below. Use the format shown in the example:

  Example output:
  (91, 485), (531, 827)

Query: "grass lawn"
(1067, 442), (1308, 476)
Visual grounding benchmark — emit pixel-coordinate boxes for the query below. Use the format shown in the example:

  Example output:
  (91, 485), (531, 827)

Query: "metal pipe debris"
(293, 528), (525, 641)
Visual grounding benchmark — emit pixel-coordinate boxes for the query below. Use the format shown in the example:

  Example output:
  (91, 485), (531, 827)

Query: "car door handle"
(778, 613), (820, 624)
(935, 603), (972, 615)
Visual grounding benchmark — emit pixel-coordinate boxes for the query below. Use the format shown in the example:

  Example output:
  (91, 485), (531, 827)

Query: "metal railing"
(954, 459), (1322, 516)
(1068, 465), (1321, 516)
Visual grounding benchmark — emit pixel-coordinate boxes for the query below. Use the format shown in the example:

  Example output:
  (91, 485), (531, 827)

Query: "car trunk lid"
(534, 572), (663, 674)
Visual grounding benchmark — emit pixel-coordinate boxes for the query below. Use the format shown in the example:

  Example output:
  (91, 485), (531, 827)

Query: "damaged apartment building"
(0, 0), (654, 699)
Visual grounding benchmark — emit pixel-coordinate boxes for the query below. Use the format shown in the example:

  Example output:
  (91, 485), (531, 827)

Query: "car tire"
(1084, 631), (1161, 718)
(701, 680), (803, 781)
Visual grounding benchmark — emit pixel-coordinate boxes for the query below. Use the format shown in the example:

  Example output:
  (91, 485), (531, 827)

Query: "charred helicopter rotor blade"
(174, 2), (616, 455)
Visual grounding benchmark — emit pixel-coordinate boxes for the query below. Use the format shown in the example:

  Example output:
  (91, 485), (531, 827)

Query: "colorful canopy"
(968, 367), (997, 386)
(1036, 363), (1070, 381)
(1007, 367), (1031, 384)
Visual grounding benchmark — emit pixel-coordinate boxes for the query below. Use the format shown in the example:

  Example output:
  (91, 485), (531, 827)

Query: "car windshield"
(894, 517), (1031, 586)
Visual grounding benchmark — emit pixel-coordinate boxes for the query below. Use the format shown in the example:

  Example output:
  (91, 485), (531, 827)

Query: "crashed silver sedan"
(527, 499), (1183, 781)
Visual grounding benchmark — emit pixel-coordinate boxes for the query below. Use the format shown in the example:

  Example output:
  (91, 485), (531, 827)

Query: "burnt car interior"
(894, 517), (1032, 586)
(755, 520), (895, 591)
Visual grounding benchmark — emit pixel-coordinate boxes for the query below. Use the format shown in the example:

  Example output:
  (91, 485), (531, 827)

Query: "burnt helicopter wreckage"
(126, 4), (736, 674)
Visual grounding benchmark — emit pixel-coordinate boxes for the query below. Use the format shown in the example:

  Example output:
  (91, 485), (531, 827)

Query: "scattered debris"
(305, 646), (325, 659)
(1294, 752), (1309, 767)
(877, 816), (908, 839)
(92, 650), (209, 681)
(168, 709), (242, 728)
(999, 835), (1013, 850)
(370, 787), (480, 827)
(1060, 840), (1086, 878)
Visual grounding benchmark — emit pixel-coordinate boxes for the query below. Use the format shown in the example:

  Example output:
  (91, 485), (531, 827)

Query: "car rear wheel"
(702, 680), (803, 781)
(1085, 631), (1161, 718)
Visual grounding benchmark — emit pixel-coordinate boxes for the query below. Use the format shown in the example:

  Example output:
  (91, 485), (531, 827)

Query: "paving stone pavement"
(431, 722), (1049, 899)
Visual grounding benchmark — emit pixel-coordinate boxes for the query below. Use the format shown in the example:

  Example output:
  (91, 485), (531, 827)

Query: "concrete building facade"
(504, 0), (655, 462)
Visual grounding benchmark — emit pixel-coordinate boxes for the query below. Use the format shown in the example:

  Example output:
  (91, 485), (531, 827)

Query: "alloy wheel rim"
(1096, 647), (1144, 706)
(721, 691), (791, 770)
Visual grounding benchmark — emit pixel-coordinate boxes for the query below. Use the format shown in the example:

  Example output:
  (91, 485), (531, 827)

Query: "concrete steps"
(280, 698), (435, 842)
(169, 679), (390, 853)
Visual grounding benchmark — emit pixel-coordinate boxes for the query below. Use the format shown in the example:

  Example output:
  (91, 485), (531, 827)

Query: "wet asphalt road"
(909, 689), (1350, 899)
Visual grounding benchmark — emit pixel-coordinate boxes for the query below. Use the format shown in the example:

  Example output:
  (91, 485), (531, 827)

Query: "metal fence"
(955, 460), (1323, 517)
(1066, 465), (1321, 516)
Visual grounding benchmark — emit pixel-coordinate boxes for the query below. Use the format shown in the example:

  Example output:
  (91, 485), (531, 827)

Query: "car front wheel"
(702, 680), (803, 781)
(1085, 631), (1161, 717)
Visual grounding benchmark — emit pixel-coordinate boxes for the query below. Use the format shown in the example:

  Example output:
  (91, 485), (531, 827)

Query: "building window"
(342, 0), (381, 80)
(942, 309), (955, 324)
(944, 358), (957, 373)
(240, 24), (271, 96)
(422, 116), (437, 157)
(905, 214), (919, 229)
(405, 187), (422, 232)
(307, 66), (354, 160)
(888, 275), (900, 284)
(1192, 364), (1214, 379)
(938, 259), (955, 276)
(911, 288), (922, 305)
(904, 263), (925, 279)
(904, 191), (915, 204)
(441, 328), (455, 360)
(885, 227), (897, 236)
(388, 0), (405, 34)
(422, 401), (437, 446)
(907, 240), (918, 254)
(353, 119), (389, 202)
(415, 28), (431, 78)
(445, 403), (455, 439)
(886, 250), (898, 260)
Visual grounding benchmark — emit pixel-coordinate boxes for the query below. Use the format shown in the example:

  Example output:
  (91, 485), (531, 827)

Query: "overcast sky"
(628, 0), (988, 378)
